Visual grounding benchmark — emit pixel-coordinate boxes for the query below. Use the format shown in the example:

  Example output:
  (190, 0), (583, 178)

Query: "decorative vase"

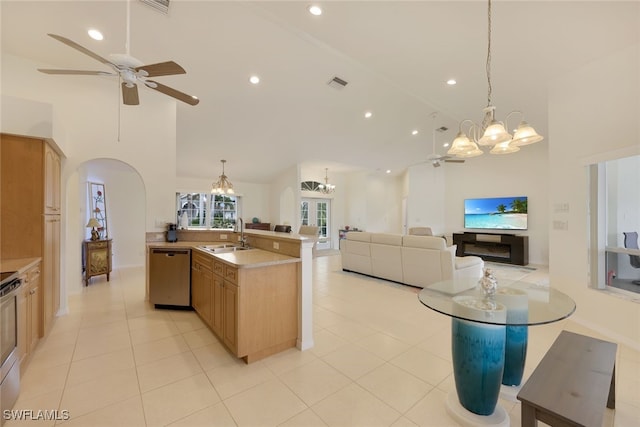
(478, 268), (498, 297)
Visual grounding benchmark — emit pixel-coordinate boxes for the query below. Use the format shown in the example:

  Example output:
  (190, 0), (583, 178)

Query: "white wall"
(405, 164), (446, 236)
(270, 165), (300, 230)
(443, 141), (549, 265)
(344, 171), (403, 234)
(548, 43), (639, 346)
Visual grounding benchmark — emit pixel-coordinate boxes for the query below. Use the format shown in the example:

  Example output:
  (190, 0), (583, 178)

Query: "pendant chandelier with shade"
(447, 0), (543, 158)
(211, 160), (234, 195)
(318, 168), (335, 194)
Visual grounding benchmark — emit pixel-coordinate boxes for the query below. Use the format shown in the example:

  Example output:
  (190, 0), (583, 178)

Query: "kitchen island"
(146, 229), (314, 363)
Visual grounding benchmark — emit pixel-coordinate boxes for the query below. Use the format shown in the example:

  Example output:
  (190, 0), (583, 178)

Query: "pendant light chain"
(446, 0), (544, 158)
(486, 0), (492, 108)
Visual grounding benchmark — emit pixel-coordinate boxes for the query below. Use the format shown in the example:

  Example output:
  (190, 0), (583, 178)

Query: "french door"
(301, 198), (331, 250)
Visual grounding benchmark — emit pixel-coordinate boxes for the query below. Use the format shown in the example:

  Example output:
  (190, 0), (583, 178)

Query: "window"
(176, 192), (240, 230)
(589, 155), (640, 295)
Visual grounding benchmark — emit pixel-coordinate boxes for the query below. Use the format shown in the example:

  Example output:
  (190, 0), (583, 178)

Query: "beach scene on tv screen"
(464, 196), (528, 230)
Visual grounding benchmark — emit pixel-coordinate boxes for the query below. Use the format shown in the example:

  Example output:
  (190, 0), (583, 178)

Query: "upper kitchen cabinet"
(44, 143), (61, 214)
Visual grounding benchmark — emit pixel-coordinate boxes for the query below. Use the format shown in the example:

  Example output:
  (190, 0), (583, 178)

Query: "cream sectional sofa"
(340, 231), (484, 288)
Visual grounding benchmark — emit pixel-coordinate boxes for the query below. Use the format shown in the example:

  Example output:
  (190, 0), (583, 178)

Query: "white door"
(301, 198), (331, 250)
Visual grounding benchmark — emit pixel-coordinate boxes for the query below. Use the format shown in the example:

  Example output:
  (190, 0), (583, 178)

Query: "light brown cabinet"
(44, 216), (60, 332)
(1, 133), (62, 337)
(17, 262), (41, 371)
(82, 239), (112, 286)
(191, 250), (298, 363)
(44, 143), (61, 214)
(191, 252), (212, 325)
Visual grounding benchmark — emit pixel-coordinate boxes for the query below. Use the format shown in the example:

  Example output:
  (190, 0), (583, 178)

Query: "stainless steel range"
(0, 271), (22, 426)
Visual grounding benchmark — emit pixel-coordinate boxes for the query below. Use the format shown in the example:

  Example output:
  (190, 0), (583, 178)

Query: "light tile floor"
(6, 255), (639, 426)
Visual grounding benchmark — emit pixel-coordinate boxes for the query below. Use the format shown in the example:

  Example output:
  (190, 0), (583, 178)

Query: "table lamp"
(86, 218), (101, 241)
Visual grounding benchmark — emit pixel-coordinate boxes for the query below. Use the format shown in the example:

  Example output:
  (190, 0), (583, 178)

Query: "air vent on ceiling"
(435, 126), (448, 133)
(140, 0), (170, 14)
(327, 76), (348, 90)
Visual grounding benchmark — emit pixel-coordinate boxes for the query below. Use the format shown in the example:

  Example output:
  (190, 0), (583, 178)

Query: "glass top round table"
(418, 277), (576, 326)
(418, 276), (576, 426)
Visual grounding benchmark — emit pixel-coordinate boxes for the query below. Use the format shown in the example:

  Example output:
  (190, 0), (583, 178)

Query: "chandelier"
(211, 160), (235, 195)
(447, 0), (543, 158)
(318, 168), (335, 194)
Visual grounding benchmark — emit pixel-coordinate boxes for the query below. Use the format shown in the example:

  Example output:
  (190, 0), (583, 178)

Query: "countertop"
(147, 242), (300, 269)
(1, 257), (42, 274)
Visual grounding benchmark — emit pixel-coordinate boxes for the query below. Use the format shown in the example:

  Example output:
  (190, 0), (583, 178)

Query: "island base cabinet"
(222, 281), (238, 353)
(235, 263), (298, 363)
(191, 253), (212, 325)
(195, 258), (299, 363)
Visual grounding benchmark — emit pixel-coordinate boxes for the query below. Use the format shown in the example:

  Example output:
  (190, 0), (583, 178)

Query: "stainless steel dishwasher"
(149, 248), (191, 308)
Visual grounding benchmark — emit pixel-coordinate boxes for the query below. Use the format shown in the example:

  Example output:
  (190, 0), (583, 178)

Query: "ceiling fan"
(424, 113), (465, 168)
(38, 33), (199, 106)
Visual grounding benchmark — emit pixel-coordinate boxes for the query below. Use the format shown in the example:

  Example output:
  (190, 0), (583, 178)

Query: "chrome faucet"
(238, 218), (246, 247)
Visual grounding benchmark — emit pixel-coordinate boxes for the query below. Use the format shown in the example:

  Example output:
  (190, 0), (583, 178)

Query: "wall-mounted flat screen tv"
(464, 196), (528, 230)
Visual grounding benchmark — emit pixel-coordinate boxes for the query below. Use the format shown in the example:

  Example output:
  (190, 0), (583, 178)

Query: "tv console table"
(453, 232), (528, 265)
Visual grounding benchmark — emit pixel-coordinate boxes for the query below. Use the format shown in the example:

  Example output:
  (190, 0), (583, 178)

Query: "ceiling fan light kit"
(37, 32), (199, 106)
(447, 0), (543, 159)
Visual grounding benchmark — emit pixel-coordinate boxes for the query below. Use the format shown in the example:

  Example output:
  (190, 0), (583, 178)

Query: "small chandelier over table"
(211, 159), (235, 195)
(447, 0), (543, 158)
(318, 168), (335, 194)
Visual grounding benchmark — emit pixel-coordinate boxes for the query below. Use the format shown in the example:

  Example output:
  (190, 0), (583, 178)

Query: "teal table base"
(451, 318), (506, 416)
(502, 325), (528, 386)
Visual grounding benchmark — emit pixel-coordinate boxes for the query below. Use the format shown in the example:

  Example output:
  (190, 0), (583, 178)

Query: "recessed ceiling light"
(386, 170), (391, 174)
(447, 79), (457, 85)
(308, 5), (322, 16)
(443, 143), (450, 148)
(412, 130), (419, 136)
(249, 75), (260, 84)
(88, 29), (103, 41)
(364, 111), (373, 119)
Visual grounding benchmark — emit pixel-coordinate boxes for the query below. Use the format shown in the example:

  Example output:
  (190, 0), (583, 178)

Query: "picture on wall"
(89, 182), (108, 238)
(464, 196), (528, 230)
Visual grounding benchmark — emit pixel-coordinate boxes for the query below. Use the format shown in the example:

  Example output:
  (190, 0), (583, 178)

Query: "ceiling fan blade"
(135, 61), (186, 77)
(444, 159), (465, 163)
(146, 80), (199, 106)
(38, 69), (116, 76)
(122, 83), (140, 106)
(47, 34), (116, 67)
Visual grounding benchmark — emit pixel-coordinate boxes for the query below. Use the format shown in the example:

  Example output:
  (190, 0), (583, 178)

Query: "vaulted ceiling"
(2, 1), (638, 182)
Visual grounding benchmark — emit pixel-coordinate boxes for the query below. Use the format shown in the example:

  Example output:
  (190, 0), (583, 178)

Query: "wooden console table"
(245, 222), (270, 230)
(82, 239), (112, 286)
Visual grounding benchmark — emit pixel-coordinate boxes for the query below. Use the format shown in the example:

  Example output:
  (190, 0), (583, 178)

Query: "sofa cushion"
(401, 246), (444, 287)
(455, 255), (483, 270)
(371, 233), (403, 246)
(370, 236), (403, 282)
(346, 231), (372, 242)
(402, 235), (446, 250)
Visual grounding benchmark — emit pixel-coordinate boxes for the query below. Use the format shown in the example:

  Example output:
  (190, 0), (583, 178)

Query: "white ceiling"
(2, 1), (638, 182)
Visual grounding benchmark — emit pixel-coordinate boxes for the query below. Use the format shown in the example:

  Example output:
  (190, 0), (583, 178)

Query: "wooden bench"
(517, 330), (617, 427)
